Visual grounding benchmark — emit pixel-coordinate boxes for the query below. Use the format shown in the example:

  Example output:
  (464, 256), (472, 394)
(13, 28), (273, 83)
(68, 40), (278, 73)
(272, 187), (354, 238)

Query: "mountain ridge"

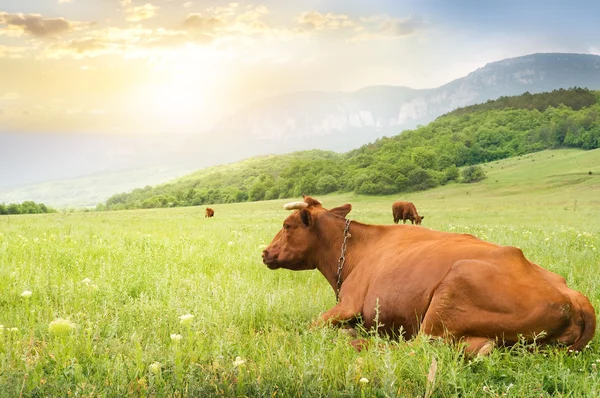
(212, 53), (600, 153)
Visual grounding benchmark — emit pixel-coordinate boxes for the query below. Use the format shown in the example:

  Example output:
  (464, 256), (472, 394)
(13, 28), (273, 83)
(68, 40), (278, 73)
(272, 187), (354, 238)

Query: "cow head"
(415, 215), (424, 225)
(262, 195), (352, 271)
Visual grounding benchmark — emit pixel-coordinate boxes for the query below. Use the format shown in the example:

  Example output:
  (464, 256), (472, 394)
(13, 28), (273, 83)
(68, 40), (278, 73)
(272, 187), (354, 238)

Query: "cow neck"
(334, 218), (352, 302)
(312, 214), (364, 301)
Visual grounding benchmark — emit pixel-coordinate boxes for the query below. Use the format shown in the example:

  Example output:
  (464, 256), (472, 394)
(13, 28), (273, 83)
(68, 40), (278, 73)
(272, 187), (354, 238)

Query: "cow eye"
(283, 223), (290, 230)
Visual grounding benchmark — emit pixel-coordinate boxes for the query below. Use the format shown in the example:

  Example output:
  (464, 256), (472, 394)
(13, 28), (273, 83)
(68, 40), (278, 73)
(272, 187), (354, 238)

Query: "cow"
(261, 196), (596, 356)
(392, 201), (424, 225)
(205, 207), (215, 218)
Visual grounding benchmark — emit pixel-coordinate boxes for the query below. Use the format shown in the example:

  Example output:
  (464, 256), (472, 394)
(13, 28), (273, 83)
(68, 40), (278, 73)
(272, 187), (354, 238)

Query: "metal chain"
(335, 218), (352, 302)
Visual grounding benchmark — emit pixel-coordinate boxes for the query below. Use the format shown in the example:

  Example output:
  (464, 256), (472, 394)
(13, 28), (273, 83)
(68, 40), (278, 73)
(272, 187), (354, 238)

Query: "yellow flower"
(48, 318), (76, 335)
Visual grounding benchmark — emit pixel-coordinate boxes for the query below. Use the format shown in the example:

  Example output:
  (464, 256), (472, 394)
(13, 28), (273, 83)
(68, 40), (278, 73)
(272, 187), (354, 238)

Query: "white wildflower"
(359, 377), (369, 384)
(21, 290), (32, 298)
(170, 333), (182, 342)
(149, 362), (162, 374)
(48, 318), (76, 335)
(233, 356), (246, 367)
(179, 314), (194, 325)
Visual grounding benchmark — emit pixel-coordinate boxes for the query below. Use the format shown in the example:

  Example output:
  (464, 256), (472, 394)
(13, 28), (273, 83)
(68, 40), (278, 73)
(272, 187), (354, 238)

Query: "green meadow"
(1, 148), (600, 397)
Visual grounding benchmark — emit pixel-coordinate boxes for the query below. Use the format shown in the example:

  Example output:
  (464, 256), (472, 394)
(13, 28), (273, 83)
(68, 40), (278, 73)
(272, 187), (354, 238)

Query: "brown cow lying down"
(262, 196), (596, 356)
(392, 201), (424, 225)
(205, 207), (215, 218)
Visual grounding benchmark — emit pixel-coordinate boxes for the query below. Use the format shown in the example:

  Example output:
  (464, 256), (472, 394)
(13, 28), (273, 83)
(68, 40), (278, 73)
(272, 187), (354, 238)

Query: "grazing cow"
(262, 196), (596, 356)
(392, 201), (424, 225)
(205, 207), (215, 218)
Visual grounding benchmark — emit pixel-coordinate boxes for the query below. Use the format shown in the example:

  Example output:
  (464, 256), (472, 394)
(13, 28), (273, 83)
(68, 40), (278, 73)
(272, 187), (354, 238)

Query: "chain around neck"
(335, 218), (352, 302)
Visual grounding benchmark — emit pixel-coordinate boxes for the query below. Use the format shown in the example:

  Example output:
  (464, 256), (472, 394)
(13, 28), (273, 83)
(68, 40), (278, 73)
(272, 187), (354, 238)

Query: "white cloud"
(46, 37), (113, 58)
(183, 1), (193, 8)
(125, 3), (160, 22)
(297, 11), (354, 30)
(378, 15), (423, 37)
(0, 12), (72, 37)
(351, 14), (424, 42)
(182, 13), (224, 32)
(0, 44), (27, 58)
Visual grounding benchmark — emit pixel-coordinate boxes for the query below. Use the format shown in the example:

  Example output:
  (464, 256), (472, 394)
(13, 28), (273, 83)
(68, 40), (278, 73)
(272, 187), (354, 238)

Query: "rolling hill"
(101, 88), (600, 211)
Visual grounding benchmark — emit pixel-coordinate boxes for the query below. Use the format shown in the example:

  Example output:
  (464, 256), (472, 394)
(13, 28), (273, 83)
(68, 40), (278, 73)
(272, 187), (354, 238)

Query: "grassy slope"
(1, 149), (599, 396)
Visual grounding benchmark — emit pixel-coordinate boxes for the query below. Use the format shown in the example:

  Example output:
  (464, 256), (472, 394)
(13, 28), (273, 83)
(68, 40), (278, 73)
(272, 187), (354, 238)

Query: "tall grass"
(1, 149), (600, 396)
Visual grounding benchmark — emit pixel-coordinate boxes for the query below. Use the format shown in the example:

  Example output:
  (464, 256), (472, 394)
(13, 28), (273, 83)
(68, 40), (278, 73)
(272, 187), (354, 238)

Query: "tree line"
(445, 87), (597, 116)
(101, 88), (600, 211)
(0, 201), (57, 215)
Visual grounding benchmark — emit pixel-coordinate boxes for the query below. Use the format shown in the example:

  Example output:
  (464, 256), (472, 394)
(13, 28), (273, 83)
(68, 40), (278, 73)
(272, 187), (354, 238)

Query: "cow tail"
(568, 297), (597, 352)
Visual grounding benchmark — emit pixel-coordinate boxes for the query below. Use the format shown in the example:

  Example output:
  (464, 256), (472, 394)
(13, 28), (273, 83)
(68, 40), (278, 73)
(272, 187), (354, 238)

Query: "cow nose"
(262, 249), (271, 262)
(262, 248), (277, 264)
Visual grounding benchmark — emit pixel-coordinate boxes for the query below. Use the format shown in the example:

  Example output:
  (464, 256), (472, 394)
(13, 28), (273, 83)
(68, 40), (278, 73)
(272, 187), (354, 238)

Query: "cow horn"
(283, 201), (309, 210)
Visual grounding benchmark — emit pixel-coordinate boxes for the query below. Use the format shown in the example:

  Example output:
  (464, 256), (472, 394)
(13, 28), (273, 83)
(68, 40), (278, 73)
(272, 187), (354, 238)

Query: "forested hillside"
(102, 88), (600, 210)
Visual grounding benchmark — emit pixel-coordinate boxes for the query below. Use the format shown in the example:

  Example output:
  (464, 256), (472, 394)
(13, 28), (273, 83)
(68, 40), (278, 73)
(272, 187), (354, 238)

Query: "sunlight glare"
(135, 44), (223, 133)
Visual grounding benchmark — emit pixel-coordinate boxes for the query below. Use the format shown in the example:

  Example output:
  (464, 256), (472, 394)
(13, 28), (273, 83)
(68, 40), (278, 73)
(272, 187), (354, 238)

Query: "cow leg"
(318, 303), (360, 326)
(420, 317), (495, 358)
(314, 294), (365, 327)
(462, 337), (495, 357)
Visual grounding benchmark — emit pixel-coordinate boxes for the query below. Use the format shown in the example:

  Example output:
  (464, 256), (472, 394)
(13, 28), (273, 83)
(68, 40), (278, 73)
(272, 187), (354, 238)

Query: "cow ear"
(300, 209), (312, 227)
(421, 216), (425, 220)
(329, 204), (352, 218)
(303, 196), (322, 207)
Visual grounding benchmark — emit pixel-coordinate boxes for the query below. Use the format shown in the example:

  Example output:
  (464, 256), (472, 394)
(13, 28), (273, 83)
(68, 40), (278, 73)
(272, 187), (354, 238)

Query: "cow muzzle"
(262, 248), (280, 269)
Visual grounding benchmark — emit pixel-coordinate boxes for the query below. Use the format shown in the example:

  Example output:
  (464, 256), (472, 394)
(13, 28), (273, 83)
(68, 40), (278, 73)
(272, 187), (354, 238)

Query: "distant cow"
(392, 201), (424, 225)
(262, 196), (596, 356)
(205, 207), (215, 218)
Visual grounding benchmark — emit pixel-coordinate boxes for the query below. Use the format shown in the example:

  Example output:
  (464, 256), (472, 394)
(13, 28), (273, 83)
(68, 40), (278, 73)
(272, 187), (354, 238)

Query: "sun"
(133, 44), (224, 133)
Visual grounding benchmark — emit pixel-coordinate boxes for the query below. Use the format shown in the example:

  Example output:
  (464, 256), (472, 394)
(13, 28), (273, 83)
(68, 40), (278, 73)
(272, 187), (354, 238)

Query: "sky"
(1, 0), (599, 135)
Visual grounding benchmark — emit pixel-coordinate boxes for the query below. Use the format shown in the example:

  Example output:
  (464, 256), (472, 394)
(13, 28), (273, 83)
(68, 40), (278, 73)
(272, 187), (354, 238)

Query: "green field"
(1, 148), (600, 397)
